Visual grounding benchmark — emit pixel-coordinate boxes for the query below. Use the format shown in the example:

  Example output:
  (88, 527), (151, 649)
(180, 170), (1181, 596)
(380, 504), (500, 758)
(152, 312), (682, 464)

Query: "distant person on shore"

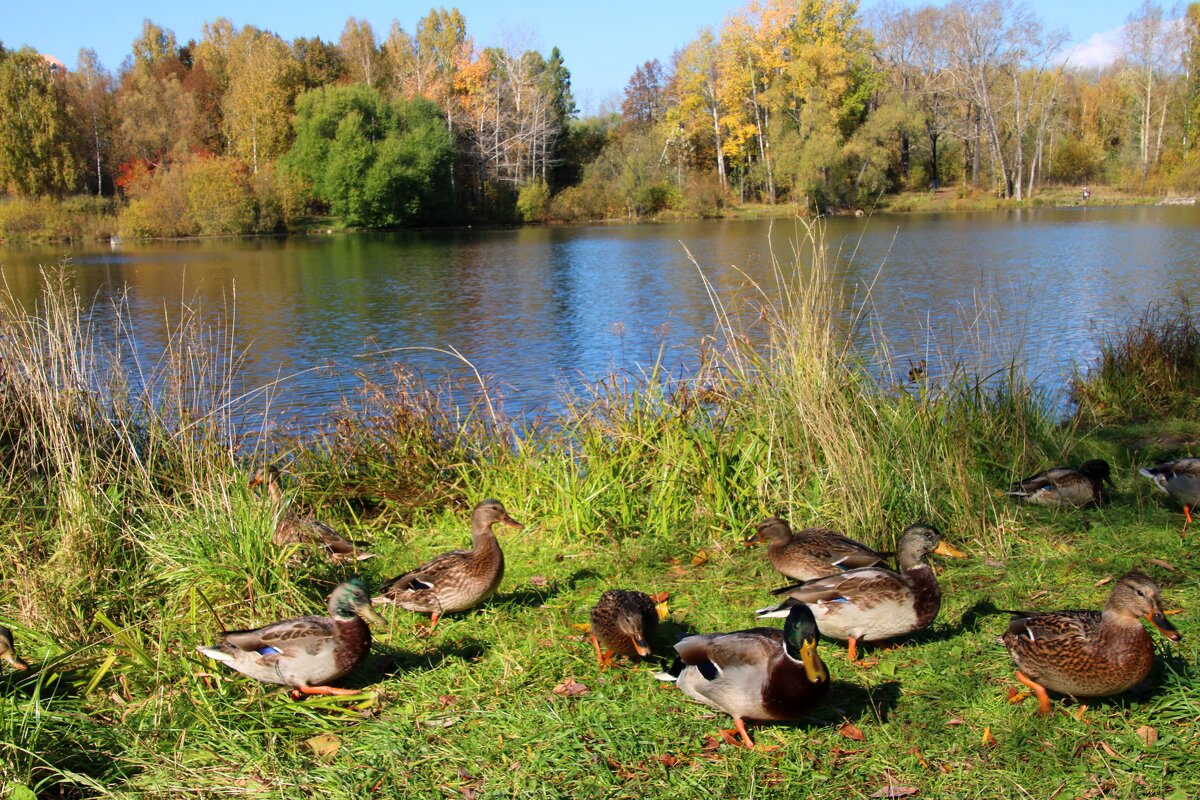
(1082, 186), (1091, 203)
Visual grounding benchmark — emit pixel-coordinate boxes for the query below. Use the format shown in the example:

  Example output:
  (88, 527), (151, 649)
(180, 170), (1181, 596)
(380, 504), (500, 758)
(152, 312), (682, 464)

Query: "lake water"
(1, 205), (1197, 430)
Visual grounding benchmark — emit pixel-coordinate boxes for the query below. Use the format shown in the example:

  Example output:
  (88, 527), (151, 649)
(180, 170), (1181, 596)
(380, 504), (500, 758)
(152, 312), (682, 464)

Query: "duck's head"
(329, 579), (385, 625)
(782, 604), (827, 684)
(615, 604), (653, 657)
(248, 464), (281, 490)
(895, 523), (966, 569)
(745, 517), (791, 547)
(1107, 571), (1180, 642)
(473, 499), (524, 532)
(0, 626), (29, 671)
(1079, 459), (1114, 487)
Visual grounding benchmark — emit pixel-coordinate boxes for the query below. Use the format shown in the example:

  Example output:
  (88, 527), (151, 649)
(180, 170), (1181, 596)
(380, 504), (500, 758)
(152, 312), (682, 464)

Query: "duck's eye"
(1136, 589), (1145, 597)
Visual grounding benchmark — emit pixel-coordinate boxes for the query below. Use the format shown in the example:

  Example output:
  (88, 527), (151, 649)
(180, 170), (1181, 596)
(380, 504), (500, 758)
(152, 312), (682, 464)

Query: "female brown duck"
(589, 589), (659, 667)
(373, 499), (522, 630)
(997, 571), (1180, 715)
(745, 517), (889, 582)
(250, 464), (376, 562)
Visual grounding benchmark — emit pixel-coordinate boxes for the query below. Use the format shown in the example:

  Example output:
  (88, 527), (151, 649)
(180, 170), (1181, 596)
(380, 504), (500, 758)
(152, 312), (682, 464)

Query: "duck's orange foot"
(1015, 670), (1053, 716)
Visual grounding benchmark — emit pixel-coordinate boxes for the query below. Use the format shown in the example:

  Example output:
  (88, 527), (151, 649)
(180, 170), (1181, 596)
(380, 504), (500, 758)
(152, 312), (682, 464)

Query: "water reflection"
(1, 205), (1197, 431)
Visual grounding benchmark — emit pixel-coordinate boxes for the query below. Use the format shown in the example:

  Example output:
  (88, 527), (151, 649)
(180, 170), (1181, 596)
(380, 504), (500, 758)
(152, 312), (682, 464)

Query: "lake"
(1, 205), (1196, 430)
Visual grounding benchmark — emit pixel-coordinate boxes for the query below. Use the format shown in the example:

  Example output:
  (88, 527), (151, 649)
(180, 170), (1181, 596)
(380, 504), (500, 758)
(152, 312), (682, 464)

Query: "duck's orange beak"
(934, 541), (967, 558)
(1148, 610), (1181, 642)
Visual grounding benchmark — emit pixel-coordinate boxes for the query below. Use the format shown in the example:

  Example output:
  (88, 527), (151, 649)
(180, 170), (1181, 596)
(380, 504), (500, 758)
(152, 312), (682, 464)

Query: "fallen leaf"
(839, 722), (866, 741)
(946, 717), (965, 726)
(668, 566), (688, 577)
(981, 727), (996, 747)
(907, 746), (929, 769)
(717, 728), (740, 746)
(306, 733), (341, 760)
(983, 558), (1006, 568)
(656, 754), (682, 767)
(655, 602), (670, 621)
(552, 678), (590, 697)
(1098, 741), (1122, 759)
(529, 576), (548, 587)
(649, 592), (669, 603)
(701, 735), (723, 751)
(871, 787), (919, 798)
(1094, 576), (1113, 587)
(1146, 558), (1178, 573)
(421, 715), (460, 728)
(1137, 726), (1158, 747)
(438, 694), (458, 708)
(691, 550), (710, 566)
(571, 622), (591, 632)
(1029, 589), (1050, 601)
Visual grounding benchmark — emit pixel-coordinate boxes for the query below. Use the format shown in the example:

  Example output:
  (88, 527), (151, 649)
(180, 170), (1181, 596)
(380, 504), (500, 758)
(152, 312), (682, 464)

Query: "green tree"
(0, 47), (80, 196)
(282, 84), (453, 226)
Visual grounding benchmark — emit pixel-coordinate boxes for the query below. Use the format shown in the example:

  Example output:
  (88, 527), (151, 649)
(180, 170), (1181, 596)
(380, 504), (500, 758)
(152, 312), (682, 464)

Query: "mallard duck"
(997, 571), (1181, 715)
(196, 578), (383, 698)
(0, 625), (29, 671)
(589, 589), (658, 667)
(1005, 459), (1112, 508)
(745, 517), (889, 582)
(1139, 458), (1200, 534)
(655, 603), (829, 748)
(249, 464), (376, 562)
(373, 499), (522, 629)
(756, 523), (966, 661)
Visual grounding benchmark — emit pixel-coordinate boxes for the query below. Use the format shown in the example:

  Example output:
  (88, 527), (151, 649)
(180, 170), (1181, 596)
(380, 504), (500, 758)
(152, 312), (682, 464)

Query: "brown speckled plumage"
(745, 517), (889, 582)
(1006, 459), (1112, 508)
(999, 571), (1181, 714)
(250, 465), (376, 562)
(196, 579), (384, 696)
(373, 500), (522, 625)
(0, 625), (29, 671)
(589, 589), (658, 664)
(756, 523), (966, 661)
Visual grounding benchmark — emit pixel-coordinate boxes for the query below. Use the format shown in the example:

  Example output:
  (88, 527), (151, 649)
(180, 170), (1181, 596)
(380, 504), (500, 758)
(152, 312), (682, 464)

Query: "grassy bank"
(0, 236), (1197, 798)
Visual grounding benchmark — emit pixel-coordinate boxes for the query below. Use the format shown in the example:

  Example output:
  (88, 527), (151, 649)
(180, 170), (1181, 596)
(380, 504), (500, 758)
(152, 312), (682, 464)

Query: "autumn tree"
(1120, 0), (1181, 180)
(114, 20), (200, 170)
(339, 17), (380, 88)
(293, 36), (345, 90)
(222, 26), (301, 173)
(69, 48), (116, 195)
(622, 60), (667, 127)
(0, 46), (80, 195)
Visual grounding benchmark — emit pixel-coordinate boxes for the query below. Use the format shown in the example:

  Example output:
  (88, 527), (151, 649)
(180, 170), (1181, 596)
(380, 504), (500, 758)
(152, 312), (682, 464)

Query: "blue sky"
(4, 0), (1150, 114)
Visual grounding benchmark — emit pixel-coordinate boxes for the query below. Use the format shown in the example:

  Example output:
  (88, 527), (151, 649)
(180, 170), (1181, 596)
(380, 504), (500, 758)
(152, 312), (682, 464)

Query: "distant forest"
(1, 0), (1197, 237)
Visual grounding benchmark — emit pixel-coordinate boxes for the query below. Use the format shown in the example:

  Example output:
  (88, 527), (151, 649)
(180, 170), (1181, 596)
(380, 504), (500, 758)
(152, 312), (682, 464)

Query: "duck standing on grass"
(744, 517), (889, 583)
(1005, 459), (1113, 508)
(756, 523), (966, 662)
(0, 625), (29, 671)
(250, 464), (376, 562)
(589, 589), (659, 667)
(1139, 458), (1200, 534)
(655, 603), (830, 749)
(995, 571), (1181, 715)
(373, 499), (522, 630)
(196, 578), (384, 699)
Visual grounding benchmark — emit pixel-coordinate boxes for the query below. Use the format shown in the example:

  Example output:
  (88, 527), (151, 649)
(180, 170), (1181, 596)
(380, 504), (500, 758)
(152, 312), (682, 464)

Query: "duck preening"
(1005, 459), (1112, 508)
(373, 499), (522, 630)
(745, 517), (889, 583)
(250, 464), (376, 562)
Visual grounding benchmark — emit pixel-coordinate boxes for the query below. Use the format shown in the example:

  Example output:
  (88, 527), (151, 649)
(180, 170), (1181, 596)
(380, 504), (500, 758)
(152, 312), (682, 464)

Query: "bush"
(633, 182), (675, 216)
(0, 195), (119, 242)
(185, 156), (256, 236)
(516, 180), (551, 222)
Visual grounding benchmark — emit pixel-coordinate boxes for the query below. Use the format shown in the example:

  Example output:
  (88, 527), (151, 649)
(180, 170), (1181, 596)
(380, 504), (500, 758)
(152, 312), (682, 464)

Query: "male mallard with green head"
(756, 523), (966, 661)
(656, 604), (830, 749)
(250, 464), (376, 562)
(745, 517), (889, 583)
(0, 625), (29, 671)
(373, 499), (522, 630)
(196, 578), (383, 698)
(1139, 458), (1200, 534)
(1006, 459), (1113, 508)
(589, 589), (659, 667)
(997, 571), (1180, 715)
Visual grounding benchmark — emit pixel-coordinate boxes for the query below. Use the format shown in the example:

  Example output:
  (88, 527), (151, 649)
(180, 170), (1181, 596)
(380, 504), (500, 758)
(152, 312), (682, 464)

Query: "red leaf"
(839, 722), (866, 741)
(871, 787), (919, 798)
(552, 678), (590, 697)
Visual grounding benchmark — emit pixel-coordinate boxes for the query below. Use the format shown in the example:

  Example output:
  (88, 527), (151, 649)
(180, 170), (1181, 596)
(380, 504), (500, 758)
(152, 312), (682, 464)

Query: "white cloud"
(1062, 27), (1124, 69)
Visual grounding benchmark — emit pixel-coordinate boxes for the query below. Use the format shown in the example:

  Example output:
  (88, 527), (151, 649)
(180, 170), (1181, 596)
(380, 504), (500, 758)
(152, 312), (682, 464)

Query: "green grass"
(0, 248), (1197, 798)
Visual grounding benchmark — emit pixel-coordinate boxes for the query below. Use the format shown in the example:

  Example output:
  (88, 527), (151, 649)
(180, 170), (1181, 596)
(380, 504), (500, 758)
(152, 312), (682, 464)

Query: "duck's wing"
(674, 628), (782, 679)
(219, 615), (335, 660)
(771, 566), (907, 604)
(379, 549), (474, 595)
(799, 529), (888, 568)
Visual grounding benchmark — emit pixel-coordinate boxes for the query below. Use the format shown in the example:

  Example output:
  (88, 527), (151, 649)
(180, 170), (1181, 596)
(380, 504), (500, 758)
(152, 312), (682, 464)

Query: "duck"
(0, 625), (29, 671)
(655, 603), (830, 749)
(756, 523), (966, 661)
(996, 571), (1181, 715)
(589, 589), (659, 667)
(1139, 458), (1200, 534)
(249, 464), (376, 562)
(1005, 459), (1112, 508)
(373, 499), (522, 629)
(745, 517), (889, 582)
(196, 578), (383, 698)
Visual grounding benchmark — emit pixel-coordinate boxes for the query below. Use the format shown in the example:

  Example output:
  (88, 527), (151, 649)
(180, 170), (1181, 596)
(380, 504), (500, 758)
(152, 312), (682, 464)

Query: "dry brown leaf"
(306, 733), (341, 760)
(1146, 558), (1178, 573)
(668, 566), (688, 577)
(438, 694), (458, 709)
(1136, 726), (1158, 747)
(656, 754), (683, 767)
(946, 717), (965, 726)
(552, 678), (590, 697)
(1098, 741), (1122, 759)
(907, 746), (929, 769)
(839, 722), (866, 741)
(981, 726), (996, 747)
(1029, 589), (1050, 601)
(649, 592), (669, 603)
(983, 558), (1006, 568)
(691, 550), (710, 566)
(529, 575), (548, 587)
(871, 787), (919, 798)
(1094, 576), (1114, 587)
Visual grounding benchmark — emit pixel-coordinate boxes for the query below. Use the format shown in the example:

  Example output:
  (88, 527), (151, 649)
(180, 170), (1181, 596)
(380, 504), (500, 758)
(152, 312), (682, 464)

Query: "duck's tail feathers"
(754, 598), (800, 618)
